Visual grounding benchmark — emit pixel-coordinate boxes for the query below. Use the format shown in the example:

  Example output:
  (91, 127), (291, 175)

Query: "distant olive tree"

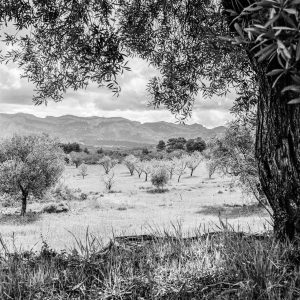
(134, 161), (143, 178)
(173, 157), (188, 183)
(102, 171), (115, 192)
(79, 163), (88, 179)
(123, 155), (137, 176)
(186, 152), (203, 176)
(0, 134), (65, 216)
(70, 151), (86, 168)
(99, 155), (118, 174)
(141, 161), (153, 181)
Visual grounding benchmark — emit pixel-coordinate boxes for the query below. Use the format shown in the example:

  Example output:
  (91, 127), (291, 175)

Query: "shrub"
(51, 183), (76, 202)
(151, 167), (169, 191)
(80, 193), (88, 201)
(42, 202), (69, 214)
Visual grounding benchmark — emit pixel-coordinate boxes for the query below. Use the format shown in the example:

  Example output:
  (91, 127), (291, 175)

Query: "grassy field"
(0, 163), (270, 252)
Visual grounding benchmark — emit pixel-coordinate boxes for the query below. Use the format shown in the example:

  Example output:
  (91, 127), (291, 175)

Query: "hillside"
(0, 113), (226, 148)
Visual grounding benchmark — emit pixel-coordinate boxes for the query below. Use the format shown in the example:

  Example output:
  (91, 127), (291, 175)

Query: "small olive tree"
(123, 155), (137, 176)
(98, 155), (118, 174)
(173, 157), (188, 183)
(186, 151), (203, 176)
(79, 163), (88, 179)
(134, 161), (143, 178)
(141, 161), (153, 181)
(102, 171), (115, 192)
(0, 134), (65, 215)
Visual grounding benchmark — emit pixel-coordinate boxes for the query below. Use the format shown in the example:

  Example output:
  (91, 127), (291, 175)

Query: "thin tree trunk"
(145, 173), (148, 181)
(21, 191), (28, 216)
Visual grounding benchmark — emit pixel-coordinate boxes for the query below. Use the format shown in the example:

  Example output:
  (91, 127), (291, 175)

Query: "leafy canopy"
(0, 0), (299, 119)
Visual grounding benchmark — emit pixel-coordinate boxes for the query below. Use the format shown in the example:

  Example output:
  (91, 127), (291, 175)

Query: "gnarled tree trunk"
(256, 75), (300, 240)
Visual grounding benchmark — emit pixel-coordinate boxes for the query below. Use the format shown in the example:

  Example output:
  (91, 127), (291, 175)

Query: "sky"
(0, 57), (235, 128)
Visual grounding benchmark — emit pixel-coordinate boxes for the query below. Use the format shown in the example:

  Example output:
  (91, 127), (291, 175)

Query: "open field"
(0, 163), (270, 251)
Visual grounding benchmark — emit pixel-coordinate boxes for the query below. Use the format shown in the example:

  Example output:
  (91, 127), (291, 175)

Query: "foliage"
(42, 202), (69, 214)
(156, 140), (166, 152)
(208, 121), (267, 206)
(59, 142), (81, 154)
(98, 156), (118, 174)
(0, 134), (65, 215)
(186, 137), (206, 153)
(78, 164), (88, 179)
(166, 137), (187, 153)
(70, 151), (87, 168)
(227, 0), (300, 104)
(151, 167), (169, 191)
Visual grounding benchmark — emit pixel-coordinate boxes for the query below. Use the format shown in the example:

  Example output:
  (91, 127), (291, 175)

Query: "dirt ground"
(0, 163), (271, 251)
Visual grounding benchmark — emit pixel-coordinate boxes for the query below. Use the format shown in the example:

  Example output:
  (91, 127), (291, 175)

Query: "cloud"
(0, 58), (235, 128)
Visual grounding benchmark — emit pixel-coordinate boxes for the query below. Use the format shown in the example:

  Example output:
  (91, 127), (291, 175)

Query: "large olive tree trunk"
(256, 75), (300, 240)
(222, 0), (300, 240)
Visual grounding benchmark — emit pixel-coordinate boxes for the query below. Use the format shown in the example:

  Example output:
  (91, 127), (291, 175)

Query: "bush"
(42, 202), (69, 214)
(80, 193), (88, 201)
(151, 167), (169, 191)
(51, 183), (76, 201)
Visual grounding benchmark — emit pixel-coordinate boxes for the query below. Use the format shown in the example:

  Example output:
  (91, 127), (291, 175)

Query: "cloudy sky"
(0, 57), (235, 128)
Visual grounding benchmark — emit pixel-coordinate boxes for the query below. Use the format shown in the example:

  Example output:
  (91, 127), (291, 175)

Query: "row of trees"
(123, 152), (203, 183)
(157, 137), (206, 153)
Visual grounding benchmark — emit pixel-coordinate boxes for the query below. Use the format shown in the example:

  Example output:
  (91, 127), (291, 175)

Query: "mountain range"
(0, 113), (226, 148)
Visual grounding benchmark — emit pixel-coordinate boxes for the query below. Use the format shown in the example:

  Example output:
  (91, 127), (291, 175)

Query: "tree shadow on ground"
(0, 212), (41, 225)
(196, 204), (268, 219)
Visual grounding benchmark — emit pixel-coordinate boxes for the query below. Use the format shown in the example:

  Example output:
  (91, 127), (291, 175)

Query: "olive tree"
(79, 163), (88, 179)
(186, 151), (203, 177)
(0, 135), (65, 216)
(123, 155), (138, 176)
(1, 1), (300, 238)
(173, 157), (188, 183)
(98, 155), (118, 174)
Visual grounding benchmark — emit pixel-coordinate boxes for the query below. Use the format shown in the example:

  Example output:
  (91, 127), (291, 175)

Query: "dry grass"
(0, 226), (299, 299)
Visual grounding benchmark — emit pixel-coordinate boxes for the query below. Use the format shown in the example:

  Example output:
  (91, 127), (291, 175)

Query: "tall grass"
(0, 227), (299, 299)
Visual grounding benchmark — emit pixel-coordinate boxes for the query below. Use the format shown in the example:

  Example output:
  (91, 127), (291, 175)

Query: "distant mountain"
(0, 113), (226, 148)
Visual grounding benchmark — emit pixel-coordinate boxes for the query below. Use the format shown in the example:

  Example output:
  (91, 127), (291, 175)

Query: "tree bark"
(21, 191), (28, 216)
(256, 74), (300, 240)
